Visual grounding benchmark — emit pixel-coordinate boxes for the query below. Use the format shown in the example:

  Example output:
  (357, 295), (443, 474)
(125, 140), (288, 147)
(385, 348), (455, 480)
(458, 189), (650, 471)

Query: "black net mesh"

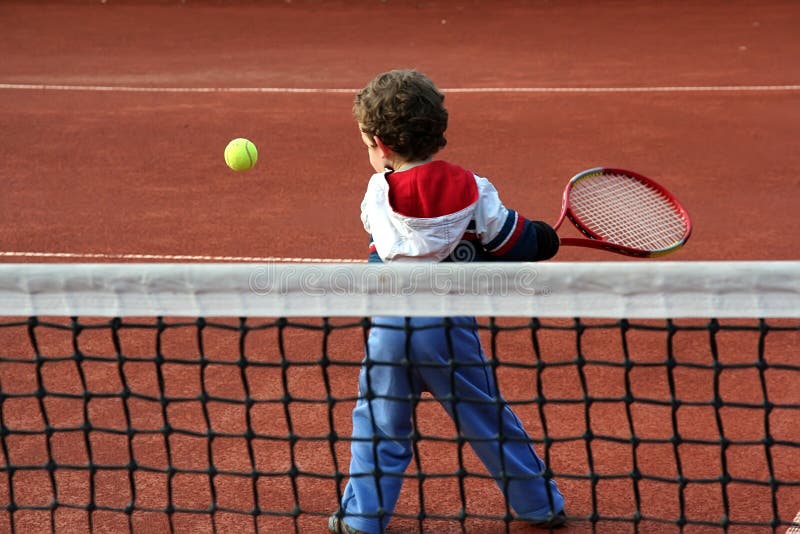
(0, 315), (798, 533)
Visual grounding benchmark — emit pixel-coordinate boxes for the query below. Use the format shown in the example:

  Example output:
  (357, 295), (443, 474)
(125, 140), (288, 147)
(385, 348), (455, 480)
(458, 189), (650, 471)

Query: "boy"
(329, 70), (565, 534)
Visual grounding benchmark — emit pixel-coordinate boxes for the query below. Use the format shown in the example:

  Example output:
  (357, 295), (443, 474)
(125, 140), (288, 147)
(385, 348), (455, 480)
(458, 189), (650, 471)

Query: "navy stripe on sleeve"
(484, 209), (519, 252)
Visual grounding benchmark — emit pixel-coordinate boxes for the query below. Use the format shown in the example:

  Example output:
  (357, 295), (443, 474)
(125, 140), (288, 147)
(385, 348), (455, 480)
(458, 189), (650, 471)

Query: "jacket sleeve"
(367, 235), (383, 263)
(475, 178), (559, 261)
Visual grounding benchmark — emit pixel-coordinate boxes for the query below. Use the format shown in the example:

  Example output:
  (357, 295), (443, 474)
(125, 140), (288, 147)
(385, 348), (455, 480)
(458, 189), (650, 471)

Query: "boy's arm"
(476, 177), (559, 262)
(482, 209), (560, 261)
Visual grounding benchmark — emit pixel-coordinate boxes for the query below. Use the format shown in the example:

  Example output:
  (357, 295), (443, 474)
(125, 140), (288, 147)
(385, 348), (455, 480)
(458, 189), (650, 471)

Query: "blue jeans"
(339, 316), (564, 533)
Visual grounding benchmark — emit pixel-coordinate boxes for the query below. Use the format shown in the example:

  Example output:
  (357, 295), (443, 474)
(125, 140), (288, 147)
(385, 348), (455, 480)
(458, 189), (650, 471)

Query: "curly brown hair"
(353, 69), (448, 162)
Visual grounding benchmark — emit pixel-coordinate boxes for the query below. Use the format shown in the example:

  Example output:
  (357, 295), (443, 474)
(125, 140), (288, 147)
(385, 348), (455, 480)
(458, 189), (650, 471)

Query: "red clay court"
(0, 1), (799, 533)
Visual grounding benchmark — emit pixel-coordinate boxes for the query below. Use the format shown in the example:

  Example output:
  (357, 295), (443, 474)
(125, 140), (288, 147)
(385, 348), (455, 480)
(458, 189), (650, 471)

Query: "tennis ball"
(224, 138), (258, 171)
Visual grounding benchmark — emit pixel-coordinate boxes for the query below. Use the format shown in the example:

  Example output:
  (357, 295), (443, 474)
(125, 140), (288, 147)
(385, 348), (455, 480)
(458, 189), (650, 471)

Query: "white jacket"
(360, 162), (518, 262)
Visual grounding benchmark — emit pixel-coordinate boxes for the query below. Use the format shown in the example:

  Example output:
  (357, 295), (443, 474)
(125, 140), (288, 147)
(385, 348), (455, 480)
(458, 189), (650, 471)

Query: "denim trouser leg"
(339, 317), (564, 533)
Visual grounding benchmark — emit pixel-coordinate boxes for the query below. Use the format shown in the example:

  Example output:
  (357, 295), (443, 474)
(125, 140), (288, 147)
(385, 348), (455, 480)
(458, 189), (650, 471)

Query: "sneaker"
(530, 510), (567, 529)
(328, 513), (363, 534)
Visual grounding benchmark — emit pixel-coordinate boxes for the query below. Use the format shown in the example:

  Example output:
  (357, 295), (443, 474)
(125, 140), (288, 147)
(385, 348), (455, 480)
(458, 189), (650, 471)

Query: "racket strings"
(569, 173), (688, 250)
(575, 192), (683, 248)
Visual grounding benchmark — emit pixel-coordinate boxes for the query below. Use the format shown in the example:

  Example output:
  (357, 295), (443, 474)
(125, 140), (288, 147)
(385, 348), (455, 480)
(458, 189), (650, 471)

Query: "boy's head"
(353, 69), (448, 166)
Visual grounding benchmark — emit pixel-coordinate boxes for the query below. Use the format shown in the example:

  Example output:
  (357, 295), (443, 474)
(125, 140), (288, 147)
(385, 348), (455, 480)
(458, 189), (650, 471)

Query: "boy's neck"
(392, 159), (431, 173)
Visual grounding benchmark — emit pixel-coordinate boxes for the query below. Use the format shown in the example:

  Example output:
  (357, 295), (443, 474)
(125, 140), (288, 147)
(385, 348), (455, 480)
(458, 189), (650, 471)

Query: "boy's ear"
(374, 136), (392, 157)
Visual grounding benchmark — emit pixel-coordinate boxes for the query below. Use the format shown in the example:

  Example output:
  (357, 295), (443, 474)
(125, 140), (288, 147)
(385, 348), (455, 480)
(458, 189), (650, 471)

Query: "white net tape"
(0, 262), (797, 318)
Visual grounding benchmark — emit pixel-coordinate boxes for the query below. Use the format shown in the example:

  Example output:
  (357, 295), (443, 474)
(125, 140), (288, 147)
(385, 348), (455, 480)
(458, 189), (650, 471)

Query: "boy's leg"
(411, 317), (565, 522)
(339, 317), (420, 534)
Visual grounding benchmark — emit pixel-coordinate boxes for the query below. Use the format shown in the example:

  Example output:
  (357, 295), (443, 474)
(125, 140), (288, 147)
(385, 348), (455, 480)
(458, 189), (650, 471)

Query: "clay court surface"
(0, 1), (798, 532)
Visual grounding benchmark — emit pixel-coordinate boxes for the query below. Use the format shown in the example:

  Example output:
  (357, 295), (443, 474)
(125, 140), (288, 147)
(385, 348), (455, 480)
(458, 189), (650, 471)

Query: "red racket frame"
(553, 167), (693, 257)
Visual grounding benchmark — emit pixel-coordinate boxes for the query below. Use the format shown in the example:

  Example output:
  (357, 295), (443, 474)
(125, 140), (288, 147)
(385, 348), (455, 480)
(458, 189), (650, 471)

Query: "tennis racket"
(554, 167), (692, 257)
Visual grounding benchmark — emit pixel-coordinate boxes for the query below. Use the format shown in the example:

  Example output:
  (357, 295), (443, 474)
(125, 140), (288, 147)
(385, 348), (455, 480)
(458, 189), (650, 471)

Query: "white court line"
(1, 83), (800, 94)
(0, 251), (366, 263)
(0, 84), (357, 94)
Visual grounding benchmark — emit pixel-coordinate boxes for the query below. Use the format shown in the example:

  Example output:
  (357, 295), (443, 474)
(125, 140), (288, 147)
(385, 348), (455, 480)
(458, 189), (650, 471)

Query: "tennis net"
(0, 261), (798, 533)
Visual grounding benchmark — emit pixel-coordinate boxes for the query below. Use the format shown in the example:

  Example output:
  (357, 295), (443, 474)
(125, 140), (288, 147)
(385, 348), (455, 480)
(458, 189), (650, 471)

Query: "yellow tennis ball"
(224, 138), (258, 171)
